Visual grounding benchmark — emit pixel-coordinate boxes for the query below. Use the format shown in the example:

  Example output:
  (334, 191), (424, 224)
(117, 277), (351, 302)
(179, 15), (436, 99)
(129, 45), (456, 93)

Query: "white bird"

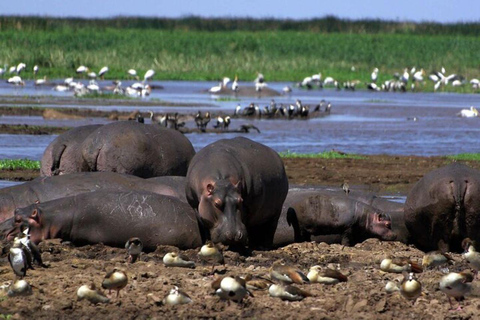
(231, 75), (239, 92)
(458, 106), (479, 118)
(7, 76), (24, 85)
(53, 84), (70, 92)
(413, 69), (424, 82)
(312, 72), (322, 82)
(434, 81), (442, 92)
(8, 66), (16, 74)
(98, 66), (109, 79)
(401, 68), (409, 83)
(452, 80), (463, 87)
(254, 72), (264, 84)
(87, 80), (100, 92)
(439, 271), (473, 310)
(144, 69), (155, 81)
(209, 77), (232, 94)
(35, 76), (47, 86)
(429, 73), (440, 82)
(125, 86), (140, 97)
(16, 63), (26, 74)
(323, 76), (335, 86)
(87, 71), (97, 79)
(163, 286), (192, 305)
(371, 68), (379, 83)
(76, 65), (88, 74)
(64, 77), (74, 85)
(131, 82), (144, 90)
(127, 69), (139, 80)
(33, 65), (39, 75)
(470, 79), (479, 89)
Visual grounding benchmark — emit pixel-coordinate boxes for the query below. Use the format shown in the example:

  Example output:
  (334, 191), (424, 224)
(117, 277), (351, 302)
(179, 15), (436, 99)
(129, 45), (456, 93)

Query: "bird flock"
(6, 224), (480, 311)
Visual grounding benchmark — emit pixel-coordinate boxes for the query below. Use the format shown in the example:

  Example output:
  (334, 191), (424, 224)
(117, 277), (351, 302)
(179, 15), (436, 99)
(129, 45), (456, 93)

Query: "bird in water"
(163, 286), (192, 305)
(77, 283), (110, 304)
(163, 252), (196, 269)
(125, 237), (143, 263)
(102, 268), (128, 297)
(198, 241), (224, 273)
(400, 272), (422, 303)
(457, 106), (479, 118)
(231, 75), (239, 92)
(270, 260), (309, 285)
(439, 271), (473, 311)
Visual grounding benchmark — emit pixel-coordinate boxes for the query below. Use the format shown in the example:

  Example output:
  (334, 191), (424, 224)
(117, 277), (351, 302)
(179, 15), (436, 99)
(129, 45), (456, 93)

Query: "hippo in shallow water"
(273, 189), (397, 247)
(40, 124), (102, 176)
(405, 163), (480, 252)
(185, 137), (289, 248)
(8, 191), (202, 250)
(0, 172), (191, 223)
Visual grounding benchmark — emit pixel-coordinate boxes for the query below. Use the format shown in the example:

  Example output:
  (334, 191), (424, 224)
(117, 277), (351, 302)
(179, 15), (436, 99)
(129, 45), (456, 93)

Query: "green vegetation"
(76, 92), (135, 100)
(446, 153), (480, 161)
(279, 151), (366, 159)
(215, 97), (241, 102)
(0, 16), (478, 92)
(0, 159), (41, 170)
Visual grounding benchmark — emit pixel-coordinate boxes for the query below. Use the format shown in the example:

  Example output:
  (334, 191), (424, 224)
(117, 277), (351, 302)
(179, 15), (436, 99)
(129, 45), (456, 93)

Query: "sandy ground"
(0, 157), (480, 318)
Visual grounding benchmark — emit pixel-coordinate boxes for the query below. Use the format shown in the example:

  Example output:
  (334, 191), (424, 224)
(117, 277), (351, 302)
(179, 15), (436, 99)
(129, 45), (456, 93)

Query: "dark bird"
(125, 237), (143, 263)
(8, 239), (28, 278)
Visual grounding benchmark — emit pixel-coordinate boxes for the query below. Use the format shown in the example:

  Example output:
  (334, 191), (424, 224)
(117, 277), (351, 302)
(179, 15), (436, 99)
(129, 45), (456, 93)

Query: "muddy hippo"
(0, 172), (190, 223)
(8, 191), (202, 250)
(404, 163), (480, 252)
(185, 137), (288, 248)
(147, 176), (187, 203)
(40, 124), (102, 176)
(273, 189), (396, 247)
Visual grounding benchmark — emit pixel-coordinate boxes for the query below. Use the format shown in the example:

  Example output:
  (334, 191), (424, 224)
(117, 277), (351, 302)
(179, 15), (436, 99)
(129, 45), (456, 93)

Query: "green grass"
(0, 26), (479, 93)
(0, 159), (41, 170)
(76, 92), (135, 100)
(446, 153), (480, 161)
(279, 151), (366, 159)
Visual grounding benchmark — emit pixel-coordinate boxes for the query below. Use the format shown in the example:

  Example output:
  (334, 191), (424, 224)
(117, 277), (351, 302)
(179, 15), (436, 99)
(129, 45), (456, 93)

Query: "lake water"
(0, 80), (479, 159)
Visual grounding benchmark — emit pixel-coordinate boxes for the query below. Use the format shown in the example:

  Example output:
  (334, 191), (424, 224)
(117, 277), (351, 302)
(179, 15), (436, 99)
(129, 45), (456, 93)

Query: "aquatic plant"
(0, 159), (41, 170)
(446, 153), (480, 161)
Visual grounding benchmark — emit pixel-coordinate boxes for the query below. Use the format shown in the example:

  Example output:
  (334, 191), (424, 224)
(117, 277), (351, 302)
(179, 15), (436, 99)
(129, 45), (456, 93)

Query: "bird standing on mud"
(439, 271), (473, 310)
(400, 272), (422, 303)
(125, 237), (143, 263)
(198, 241), (224, 273)
(102, 268), (128, 297)
(8, 239), (28, 279)
(462, 238), (480, 276)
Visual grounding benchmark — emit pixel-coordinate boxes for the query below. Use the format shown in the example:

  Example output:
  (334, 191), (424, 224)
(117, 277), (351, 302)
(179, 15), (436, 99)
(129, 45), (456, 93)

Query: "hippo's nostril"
(235, 231), (243, 242)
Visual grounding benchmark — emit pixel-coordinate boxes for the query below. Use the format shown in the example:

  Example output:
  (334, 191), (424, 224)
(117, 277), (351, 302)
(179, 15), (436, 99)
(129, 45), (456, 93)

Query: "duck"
(400, 272), (422, 303)
(163, 286), (192, 305)
(380, 258), (423, 274)
(198, 241), (224, 272)
(439, 271), (473, 310)
(457, 106), (479, 118)
(270, 260), (309, 284)
(101, 268), (128, 297)
(213, 276), (251, 302)
(307, 265), (348, 284)
(163, 252), (196, 269)
(462, 238), (480, 276)
(268, 284), (311, 301)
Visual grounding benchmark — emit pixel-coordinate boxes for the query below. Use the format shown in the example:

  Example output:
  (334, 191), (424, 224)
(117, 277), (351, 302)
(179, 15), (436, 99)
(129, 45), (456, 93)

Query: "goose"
(144, 69), (155, 81)
(128, 69), (139, 80)
(457, 106), (479, 118)
(98, 66), (109, 79)
(371, 68), (379, 83)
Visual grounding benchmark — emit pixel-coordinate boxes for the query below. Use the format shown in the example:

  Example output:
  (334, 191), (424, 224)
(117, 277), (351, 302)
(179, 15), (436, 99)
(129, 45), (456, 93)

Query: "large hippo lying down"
(41, 122), (196, 178)
(186, 137), (289, 248)
(0, 172), (189, 223)
(273, 189), (397, 247)
(8, 191), (202, 250)
(405, 163), (480, 252)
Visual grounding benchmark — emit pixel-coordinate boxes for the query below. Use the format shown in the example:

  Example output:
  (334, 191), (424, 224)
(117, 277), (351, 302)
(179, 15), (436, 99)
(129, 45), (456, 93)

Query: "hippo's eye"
(214, 199), (223, 208)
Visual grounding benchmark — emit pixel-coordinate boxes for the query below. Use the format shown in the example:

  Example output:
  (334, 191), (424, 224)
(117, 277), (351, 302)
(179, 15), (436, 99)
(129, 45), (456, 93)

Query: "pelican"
(144, 69), (155, 81)
(128, 69), (139, 80)
(371, 68), (379, 83)
(301, 76), (313, 88)
(7, 76), (24, 85)
(209, 77), (230, 93)
(16, 63), (26, 74)
(76, 65), (88, 74)
(98, 66), (109, 79)
(458, 106), (479, 118)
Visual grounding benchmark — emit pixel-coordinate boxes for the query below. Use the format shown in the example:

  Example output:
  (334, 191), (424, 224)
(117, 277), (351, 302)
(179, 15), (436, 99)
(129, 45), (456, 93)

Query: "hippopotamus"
(185, 137), (288, 248)
(7, 191), (202, 250)
(273, 189), (397, 247)
(40, 124), (103, 176)
(404, 163), (480, 252)
(0, 172), (190, 223)
(147, 176), (187, 203)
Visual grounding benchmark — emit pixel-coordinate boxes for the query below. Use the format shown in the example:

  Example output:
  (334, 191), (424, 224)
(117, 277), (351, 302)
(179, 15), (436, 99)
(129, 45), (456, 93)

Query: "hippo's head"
(367, 212), (397, 241)
(6, 205), (49, 244)
(198, 179), (248, 247)
(0, 194), (16, 223)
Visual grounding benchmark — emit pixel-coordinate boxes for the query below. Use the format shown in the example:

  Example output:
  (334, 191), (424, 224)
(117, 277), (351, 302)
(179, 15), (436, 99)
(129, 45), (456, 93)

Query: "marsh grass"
(0, 27), (479, 91)
(0, 159), (40, 170)
(280, 151), (366, 159)
(446, 153), (480, 161)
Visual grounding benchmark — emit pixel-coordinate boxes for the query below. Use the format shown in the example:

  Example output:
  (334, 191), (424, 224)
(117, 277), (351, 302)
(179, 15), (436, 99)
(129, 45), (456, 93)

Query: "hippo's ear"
(207, 183), (215, 195)
(30, 208), (40, 222)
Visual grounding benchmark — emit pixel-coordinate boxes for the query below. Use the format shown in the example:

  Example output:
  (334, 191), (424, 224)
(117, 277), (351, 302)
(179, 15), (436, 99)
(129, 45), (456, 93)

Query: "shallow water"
(0, 80), (479, 158)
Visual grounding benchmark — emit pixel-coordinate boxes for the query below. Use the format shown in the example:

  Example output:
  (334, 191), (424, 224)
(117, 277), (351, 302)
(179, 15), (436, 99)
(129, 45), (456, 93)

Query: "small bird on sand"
(163, 286), (192, 305)
(270, 260), (309, 284)
(7, 279), (33, 297)
(125, 237), (143, 263)
(8, 239), (28, 279)
(77, 283), (110, 304)
(102, 268), (128, 297)
(422, 251), (454, 269)
(400, 272), (422, 303)
(198, 241), (224, 273)
(380, 258), (423, 274)
(213, 276), (252, 302)
(439, 271), (473, 310)
(307, 265), (348, 284)
(163, 252), (196, 269)
(268, 284), (312, 301)
(385, 280), (400, 294)
(462, 238), (480, 276)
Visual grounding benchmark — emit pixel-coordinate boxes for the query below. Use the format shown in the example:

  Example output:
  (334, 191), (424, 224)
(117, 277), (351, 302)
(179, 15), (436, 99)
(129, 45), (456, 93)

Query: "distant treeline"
(0, 15), (479, 35)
